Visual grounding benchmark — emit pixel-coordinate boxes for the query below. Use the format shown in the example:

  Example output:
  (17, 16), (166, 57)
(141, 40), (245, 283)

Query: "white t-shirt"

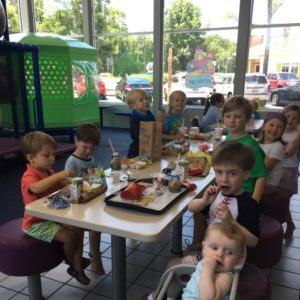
(260, 141), (285, 186)
(282, 130), (298, 168)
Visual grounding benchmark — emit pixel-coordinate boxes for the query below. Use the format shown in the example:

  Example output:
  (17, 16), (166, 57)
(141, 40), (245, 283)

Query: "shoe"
(65, 257), (91, 269)
(67, 266), (90, 285)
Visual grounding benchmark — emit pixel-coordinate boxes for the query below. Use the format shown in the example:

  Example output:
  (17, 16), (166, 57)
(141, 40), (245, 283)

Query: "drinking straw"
(175, 153), (181, 173)
(109, 139), (115, 153)
(181, 118), (185, 128)
(217, 119), (219, 129)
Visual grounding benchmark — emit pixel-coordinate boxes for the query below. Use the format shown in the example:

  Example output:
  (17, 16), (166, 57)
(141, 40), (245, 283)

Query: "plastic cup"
(214, 127), (223, 138)
(178, 126), (188, 135)
(111, 172), (120, 184)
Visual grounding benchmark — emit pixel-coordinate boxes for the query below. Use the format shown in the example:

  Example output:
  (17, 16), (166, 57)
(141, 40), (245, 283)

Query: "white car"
(214, 73), (269, 100)
(163, 72), (214, 105)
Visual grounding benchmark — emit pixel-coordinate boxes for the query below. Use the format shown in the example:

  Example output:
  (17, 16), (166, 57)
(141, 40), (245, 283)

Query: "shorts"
(24, 221), (61, 243)
(279, 167), (298, 195)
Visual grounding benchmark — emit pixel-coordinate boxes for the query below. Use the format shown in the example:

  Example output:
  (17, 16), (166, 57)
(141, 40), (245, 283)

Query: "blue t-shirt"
(163, 112), (183, 135)
(202, 105), (222, 127)
(182, 260), (232, 300)
(65, 154), (97, 177)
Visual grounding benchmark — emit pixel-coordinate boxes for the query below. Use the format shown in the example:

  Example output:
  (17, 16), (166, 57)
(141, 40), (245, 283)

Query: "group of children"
(20, 88), (300, 298)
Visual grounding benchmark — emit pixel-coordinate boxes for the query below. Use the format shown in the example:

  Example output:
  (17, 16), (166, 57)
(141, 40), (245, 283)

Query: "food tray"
(104, 178), (189, 214)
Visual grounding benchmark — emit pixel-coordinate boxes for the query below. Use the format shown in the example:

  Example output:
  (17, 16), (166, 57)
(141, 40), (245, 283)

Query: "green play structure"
(3, 33), (99, 130)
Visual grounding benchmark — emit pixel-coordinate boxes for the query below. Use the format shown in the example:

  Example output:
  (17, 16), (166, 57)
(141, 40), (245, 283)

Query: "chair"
(260, 190), (291, 223)
(0, 218), (65, 300)
(156, 248), (247, 300)
(247, 214), (283, 268)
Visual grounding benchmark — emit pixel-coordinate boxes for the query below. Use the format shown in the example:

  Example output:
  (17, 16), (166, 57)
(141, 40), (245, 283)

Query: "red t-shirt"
(21, 164), (64, 230)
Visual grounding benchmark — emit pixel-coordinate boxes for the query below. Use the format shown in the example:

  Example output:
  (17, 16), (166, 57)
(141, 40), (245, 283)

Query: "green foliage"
(164, 0), (203, 72)
(6, 0), (20, 33)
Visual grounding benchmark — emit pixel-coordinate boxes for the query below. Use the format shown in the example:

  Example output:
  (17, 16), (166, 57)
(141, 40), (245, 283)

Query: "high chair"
(156, 248), (247, 300)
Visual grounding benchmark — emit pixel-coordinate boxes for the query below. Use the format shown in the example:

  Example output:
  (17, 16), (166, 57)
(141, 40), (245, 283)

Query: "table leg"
(171, 217), (182, 255)
(112, 235), (126, 300)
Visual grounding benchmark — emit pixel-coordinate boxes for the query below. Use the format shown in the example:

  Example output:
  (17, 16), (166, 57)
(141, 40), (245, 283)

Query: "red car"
(98, 78), (106, 100)
(268, 72), (300, 91)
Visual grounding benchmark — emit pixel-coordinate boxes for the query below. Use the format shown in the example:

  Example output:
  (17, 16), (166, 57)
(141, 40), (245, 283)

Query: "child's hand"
(60, 169), (75, 179)
(203, 185), (220, 205)
(157, 110), (165, 122)
(175, 133), (185, 140)
(215, 203), (233, 221)
(202, 256), (218, 271)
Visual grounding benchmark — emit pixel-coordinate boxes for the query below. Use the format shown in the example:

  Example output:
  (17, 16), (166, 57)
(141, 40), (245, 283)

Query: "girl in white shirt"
(259, 112), (287, 194)
(279, 104), (300, 239)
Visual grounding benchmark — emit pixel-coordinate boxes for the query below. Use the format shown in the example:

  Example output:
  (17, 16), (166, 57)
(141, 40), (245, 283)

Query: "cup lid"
(112, 152), (119, 156)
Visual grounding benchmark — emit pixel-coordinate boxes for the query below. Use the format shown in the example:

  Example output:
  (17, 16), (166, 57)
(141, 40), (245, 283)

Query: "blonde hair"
(22, 131), (57, 156)
(126, 89), (148, 109)
(283, 104), (300, 117)
(168, 90), (186, 111)
(222, 95), (252, 121)
(204, 221), (246, 252)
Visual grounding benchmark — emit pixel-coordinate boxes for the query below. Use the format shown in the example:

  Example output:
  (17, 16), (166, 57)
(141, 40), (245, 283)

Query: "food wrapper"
(69, 177), (83, 202)
(185, 151), (211, 177)
(120, 183), (147, 200)
(87, 167), (107, 185)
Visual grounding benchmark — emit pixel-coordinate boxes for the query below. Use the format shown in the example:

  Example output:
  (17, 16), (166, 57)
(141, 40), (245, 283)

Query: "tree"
(6, 0), (20, 33)
(164, 0), (204, 72)
(262, 0), (284, 75)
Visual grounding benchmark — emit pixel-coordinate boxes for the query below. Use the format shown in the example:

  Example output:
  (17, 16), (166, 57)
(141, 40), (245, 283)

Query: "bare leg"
(284, 210), (295, 240)
(90, 231), (105, 275)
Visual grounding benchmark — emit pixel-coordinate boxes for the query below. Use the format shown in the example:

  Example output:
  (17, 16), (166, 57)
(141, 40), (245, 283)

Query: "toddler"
(126, 89), (155, 158)
(182, 222), (245, 300)
(251, 99), (261, 120)
(65, 123), (105, 275)
(21, 131), (90, 285)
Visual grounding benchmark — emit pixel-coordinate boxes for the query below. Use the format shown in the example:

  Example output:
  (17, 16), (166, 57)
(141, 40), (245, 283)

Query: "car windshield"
(127, 77), (149, 84)
(279, 73), (298, 80)
(291, 83), (300, 90)
(245, 75), (267, 84)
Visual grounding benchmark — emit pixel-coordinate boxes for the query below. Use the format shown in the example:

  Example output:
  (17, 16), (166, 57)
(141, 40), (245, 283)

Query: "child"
(279, 104), (300, 239)
(182, 222), (246, 300)
(21, 131), (90, 285)
(161, 90), (186, 141)
(142, 141), (259, 300)
(259, 112), (287, 194)
(251, 99), (261, 120)
(201, 93), (225, 132)
(222, 96), (267, 202)
(65, 123), (105, 275)
(126, 89), (155, 158)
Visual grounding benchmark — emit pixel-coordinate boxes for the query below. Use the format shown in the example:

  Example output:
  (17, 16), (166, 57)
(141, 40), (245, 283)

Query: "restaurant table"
(25, 141), (214, 300)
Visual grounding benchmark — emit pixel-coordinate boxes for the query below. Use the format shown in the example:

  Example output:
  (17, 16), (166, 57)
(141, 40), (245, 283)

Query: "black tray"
(104, 178), (189, 214)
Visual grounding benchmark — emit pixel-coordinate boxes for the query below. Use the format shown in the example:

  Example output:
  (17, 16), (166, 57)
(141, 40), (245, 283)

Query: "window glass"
(6, 0), (21, 33)
(253, 0), (300, 25)
(34, 0), (83, 36)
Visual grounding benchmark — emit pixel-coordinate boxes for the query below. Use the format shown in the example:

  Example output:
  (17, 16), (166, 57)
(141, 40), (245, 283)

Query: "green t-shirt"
(225, 134), (267, 194)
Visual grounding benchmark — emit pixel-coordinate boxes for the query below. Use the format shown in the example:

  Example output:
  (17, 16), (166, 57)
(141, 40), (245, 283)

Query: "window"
(282, 63), (289, 72)
(291, 63), (299, 74)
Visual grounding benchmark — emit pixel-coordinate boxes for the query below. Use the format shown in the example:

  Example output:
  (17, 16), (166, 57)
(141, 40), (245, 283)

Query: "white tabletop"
(25, 141), (214, 242)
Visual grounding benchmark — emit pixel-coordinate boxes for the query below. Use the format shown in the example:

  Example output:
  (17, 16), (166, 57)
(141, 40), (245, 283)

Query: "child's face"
(213, 164), (250, 196)
(263, 118), (285, 143)
(132, 95), (149, 114)
(75, 140), (96, 159)
(170, 94), (186, 113)
(27, 145), (56, 172)
(223, 109), (250, 136)
(284, 110), (300, 133)
(202, 229), (242, 273)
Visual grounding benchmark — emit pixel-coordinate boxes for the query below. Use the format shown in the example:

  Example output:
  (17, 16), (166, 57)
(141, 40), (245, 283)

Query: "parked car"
(267, 72), (300, 91)
(163, 72), (214, 105)
(115, 76), (153, 101)
(270, 82), (300, 106)
(214, 73), (269, 100)
(98, 77), (106, 99)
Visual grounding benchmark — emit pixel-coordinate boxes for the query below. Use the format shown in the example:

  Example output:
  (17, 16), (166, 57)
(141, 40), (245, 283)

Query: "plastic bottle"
(111, 152), (121, 170)
(168, 170), (181, 193)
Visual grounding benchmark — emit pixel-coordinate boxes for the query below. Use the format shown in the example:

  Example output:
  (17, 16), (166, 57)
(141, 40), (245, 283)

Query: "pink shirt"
(21, 164), (63, 230)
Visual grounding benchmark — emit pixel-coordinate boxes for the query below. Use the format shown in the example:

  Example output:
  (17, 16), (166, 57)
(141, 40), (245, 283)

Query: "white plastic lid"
(112, 152), (119, 156)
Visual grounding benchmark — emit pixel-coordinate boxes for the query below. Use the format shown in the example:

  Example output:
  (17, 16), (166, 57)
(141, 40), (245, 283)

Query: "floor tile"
(91, 276), (113, 297)
(148, 255), (170, 272)
(43, 263), (72, 283)
(47, 284), (88, 299)
(137, 241), (166, 254)
(126, 250), (156, 267)
(271, 283), (299, 300)
(0, 276), (27, 292)
(126, 283), (152, 300)
(0, 286), (18, 299)
(9, 293), (29, 300)
(135, 268), (162, 289)
(274, 257), (300, 274)
(270, 269), (300, 289)
(83, 292), (111, 299)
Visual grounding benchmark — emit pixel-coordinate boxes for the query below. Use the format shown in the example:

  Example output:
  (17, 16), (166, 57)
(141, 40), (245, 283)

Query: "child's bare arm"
(29, 169), (74, 194)
(188, 185), (219, 212)
(264, 157), (280, 172)
(199, 257), (232, 300)
(285, 131), (300, 158)
(162, 132), (185, 141)
(252, 176), (266, 203)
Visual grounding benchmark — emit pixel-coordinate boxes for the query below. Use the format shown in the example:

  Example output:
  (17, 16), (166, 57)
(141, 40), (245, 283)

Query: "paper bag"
(139, 121), (162, 162)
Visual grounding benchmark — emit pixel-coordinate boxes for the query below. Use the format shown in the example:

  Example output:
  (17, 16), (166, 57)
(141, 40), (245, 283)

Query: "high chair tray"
(104, 178), (189, 214)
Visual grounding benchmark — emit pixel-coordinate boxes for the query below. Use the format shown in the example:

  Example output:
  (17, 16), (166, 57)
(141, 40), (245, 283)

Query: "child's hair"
(212, 140), (255, 171)
(203, 93), (224, 115)
(259, 112), (287, 144)
(204, 221), (246, 253)
(76, 123), (101, 146)
(222, 95), (252, 121)
(283, 103), (300, 117)
(126, 89), (148, 109)
(168, 90), (186, 111)
(22, 131), (57, 156)
(251, 99), (259, 111)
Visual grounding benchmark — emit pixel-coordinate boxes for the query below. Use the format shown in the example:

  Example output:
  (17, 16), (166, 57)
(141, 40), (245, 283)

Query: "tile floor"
(1, 192), (300, 300)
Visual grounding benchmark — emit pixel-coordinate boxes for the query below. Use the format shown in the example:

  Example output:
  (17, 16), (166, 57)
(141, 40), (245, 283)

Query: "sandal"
(67, 266), (90, 285)
(65, 257), (90, 269)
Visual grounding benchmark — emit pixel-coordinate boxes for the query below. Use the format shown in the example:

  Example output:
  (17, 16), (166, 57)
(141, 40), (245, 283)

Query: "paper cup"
(178, 126), (188, 135)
